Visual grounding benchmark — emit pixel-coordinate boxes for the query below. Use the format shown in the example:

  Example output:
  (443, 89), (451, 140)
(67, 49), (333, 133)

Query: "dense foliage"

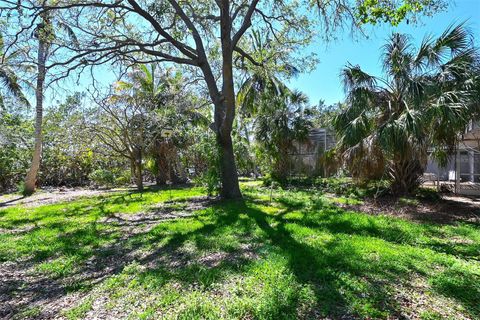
(334, 24), (480, 194)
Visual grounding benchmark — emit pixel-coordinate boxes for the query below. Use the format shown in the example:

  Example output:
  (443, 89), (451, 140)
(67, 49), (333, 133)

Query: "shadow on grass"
(1, 190), (479, 319)
(0, 196), (26, 208)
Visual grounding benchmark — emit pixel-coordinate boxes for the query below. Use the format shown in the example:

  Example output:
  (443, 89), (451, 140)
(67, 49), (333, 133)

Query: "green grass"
(63, 298), (93, 320)
(1, 182), (479, 319)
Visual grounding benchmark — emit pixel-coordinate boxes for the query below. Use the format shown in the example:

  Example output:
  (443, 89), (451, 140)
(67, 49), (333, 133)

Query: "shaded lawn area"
(0, 182), (479, 319)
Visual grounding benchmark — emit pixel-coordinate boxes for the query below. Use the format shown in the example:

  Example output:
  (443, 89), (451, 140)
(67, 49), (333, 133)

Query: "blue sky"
(289, 0), (480, 106)
(46, 1), (480, 109)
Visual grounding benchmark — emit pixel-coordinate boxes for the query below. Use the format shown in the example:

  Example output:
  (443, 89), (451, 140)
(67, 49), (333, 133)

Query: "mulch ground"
(334, 194), (480, 225)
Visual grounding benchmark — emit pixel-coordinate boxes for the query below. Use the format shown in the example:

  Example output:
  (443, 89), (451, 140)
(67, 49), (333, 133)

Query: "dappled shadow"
(1, 188), (479, 319)
(232, 202), (405, 317)
(0, 194), (237, 318)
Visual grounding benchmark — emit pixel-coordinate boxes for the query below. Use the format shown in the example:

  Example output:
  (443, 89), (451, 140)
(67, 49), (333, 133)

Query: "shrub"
(89, 169), (115, 188)
(114, 170), (131, 186)
(17, 181), (27, 196)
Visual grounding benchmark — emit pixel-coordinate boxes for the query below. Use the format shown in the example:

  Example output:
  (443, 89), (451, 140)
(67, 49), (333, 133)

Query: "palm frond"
(382, 33), (412, 77)
(57, 21), (80, 49)
(425, 23), (471, 67)
(434, 23), (470, 54)
(0, 68), (30, 107)
(413, 33), (434, 68)
(341, 64), (376, 93)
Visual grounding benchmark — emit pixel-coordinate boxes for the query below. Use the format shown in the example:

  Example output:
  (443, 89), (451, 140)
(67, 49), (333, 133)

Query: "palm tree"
(254, 89), (312, 182)
(235, 31), (305, 180)
(334, 24), (479, 194)
(235, 65), (292, 178)
(236, 29), (299, 118)
(24, 13), (53, 195)
(111, 64), (204, 188)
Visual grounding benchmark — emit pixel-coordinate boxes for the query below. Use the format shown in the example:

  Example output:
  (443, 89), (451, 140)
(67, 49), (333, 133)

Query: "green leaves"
(356, 0), (447, 26)
(335, 24), (479, 193)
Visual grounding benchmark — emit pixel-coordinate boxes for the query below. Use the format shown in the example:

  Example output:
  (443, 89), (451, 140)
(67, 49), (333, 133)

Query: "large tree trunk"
(167, 144), (187, 184)
(194, 0), (243, 199)
(173, 155), (187, 183)
(214, 0), (242, 199)
(155, 157), (168, 186)
(24, 31), (47, 195)
(216, 130), (242, 198)
(153, 141), (169, 185)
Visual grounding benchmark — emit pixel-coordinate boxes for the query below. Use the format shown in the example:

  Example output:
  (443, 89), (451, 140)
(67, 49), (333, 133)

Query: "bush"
(194, 165), (221, 196)
(189, 134), (221, 196)
(271, 176), (390, 198)
(17, 181), (27, 196)
(89, 169), (115, 188)
(114, 170), (131, 186)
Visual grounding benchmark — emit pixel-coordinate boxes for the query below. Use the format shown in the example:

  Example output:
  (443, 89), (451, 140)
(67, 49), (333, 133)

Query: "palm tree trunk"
(390, 153), (426, 195)
(24, 34), (47, 195)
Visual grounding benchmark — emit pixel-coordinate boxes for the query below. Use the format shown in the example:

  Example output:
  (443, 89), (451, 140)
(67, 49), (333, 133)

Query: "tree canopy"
(334, 23), (480, 193)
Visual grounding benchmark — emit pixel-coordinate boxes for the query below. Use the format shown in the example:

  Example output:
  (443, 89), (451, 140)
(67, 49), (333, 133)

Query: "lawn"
(0, 181), (479, 319)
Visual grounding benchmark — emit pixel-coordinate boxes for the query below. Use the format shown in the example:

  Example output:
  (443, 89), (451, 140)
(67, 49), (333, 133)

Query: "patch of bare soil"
(0, 187), (125, 209)
(0, 260), (84, 319)
(99, 196), (216, 235)
(335, 194), (480, 225)
(380, 274), (470, 320)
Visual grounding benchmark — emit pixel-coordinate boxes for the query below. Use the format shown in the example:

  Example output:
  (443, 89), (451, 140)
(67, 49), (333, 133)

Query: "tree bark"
(390, 154), (425, 195)
(173, 155), (187, 183)
(134, 149), (143, 191)
(214, 0), (242, 199)
(154, 141), (168, 185)
(155, 158), (168, 186)
(24, 28), (48, 195)
(130, 158), (136, 182)
(216, 129), (242, 198)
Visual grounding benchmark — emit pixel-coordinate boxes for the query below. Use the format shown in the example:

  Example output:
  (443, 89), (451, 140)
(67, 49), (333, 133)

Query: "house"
(425, 120), (480, 195)
(289, 128), (336, 177)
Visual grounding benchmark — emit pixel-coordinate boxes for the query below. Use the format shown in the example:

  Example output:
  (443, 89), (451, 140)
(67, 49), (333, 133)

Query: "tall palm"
(24, 13), (52, 195)
(22, 4), (80, 194)
(235, 66), (292, 177)
(236, 30), (299, 118)
(334, 24), (479, 194)
(235, 31), (303, 180)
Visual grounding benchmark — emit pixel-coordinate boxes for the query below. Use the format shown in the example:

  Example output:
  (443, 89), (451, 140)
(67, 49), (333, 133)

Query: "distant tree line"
(2, 0), (473, 197)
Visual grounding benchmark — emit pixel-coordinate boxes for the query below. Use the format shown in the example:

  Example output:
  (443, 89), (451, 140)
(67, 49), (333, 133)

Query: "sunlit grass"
(1, 183), (479, 319)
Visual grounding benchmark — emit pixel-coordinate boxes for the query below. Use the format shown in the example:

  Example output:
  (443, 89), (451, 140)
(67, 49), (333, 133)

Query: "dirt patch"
(0, 188), (125, 209)
(99, 196), (217, 235)
(0, 259), (84, 320)
(333, 194), (480, 225)
(197, 244), (259, 268)
(391, 274), (471, 320)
